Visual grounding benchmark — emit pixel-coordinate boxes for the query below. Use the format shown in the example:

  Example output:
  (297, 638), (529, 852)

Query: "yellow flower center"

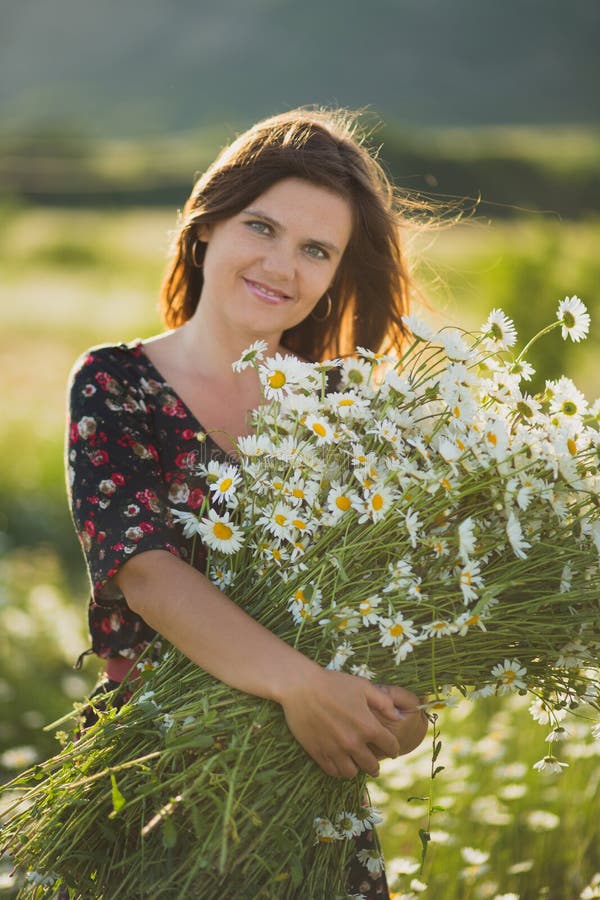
(292, 488), (304, 498)
(462, 571), (472, 586)
(274, 513), (287, 526)
(486, 431), (497, 446)
(359, 601), (371, 614)
(338, 398), (355, 406)
(295, 589), (306, 602)
(292, 519), (306, 530)
(453, 405), (461, 418)
(465, 615), (479, 627)
(372, 493), (384, 511)
(567, 437), (577, 456)
(456, 438), (465, 451)
(219, 477), (233, 492)
(335, 495), (351, 511)
(390, 623), (404, 637)
(440, 478), (452, 491)
(504, 670), (516, 683)
(272, 548), (281, 561)
(337, 619), (348, 630)
(433, 621), (447, 631)
(213, 522), (233, 541)
(312, 422), (327, 437)
(268, 370), (286, 389)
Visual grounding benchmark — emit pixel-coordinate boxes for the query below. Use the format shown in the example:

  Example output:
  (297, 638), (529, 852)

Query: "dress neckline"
(126, 339), (238, 462)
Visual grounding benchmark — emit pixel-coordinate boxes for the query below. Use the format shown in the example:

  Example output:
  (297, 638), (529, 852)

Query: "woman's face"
(196, 177), (353, 339)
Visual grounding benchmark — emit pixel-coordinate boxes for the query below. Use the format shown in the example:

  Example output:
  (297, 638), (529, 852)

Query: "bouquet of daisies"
(2, 297), (599, 899)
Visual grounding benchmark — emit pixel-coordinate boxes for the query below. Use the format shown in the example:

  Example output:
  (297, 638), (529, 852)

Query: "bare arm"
(116, 549), (411, 777)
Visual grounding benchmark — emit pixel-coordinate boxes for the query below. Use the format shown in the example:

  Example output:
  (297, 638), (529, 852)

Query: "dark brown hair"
(160, 108), (419, 361)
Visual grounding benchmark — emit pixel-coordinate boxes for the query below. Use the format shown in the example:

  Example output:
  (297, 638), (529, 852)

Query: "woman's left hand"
(369, 684), (428, 759)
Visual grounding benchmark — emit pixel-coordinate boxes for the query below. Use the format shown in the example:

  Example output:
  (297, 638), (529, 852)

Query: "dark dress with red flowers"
(67, 340), (390, 899)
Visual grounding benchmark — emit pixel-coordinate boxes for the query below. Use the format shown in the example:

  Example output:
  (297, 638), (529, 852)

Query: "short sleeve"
(66, 347), (180, 606)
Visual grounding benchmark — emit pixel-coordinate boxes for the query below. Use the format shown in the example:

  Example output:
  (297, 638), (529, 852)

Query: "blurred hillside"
(1, 0), (599, 136)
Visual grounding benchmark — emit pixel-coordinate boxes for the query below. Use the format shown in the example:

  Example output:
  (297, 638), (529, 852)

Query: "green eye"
(246, 220), (271, 235)
(306, 244), (328, 260)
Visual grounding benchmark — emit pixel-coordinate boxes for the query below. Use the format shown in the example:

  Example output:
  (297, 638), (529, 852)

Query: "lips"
(243, 277), (292, 303)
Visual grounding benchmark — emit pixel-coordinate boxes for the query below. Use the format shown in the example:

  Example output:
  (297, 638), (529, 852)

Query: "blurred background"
(1, 1), (599, 896)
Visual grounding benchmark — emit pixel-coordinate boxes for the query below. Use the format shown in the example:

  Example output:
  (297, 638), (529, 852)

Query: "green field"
(0, 206), (598, 898)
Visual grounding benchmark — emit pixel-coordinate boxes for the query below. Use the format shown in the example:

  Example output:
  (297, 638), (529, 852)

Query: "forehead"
(247, 177), (353, 243)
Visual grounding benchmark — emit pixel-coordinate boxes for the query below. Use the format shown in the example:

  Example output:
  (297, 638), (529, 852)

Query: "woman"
(68, 108), (428, 898)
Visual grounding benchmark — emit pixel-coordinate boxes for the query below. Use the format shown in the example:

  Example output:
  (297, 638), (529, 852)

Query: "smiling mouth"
(243, 278), (293, 302)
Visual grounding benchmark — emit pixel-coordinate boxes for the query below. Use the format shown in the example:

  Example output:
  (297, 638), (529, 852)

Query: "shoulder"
(68, 341), (147, 393)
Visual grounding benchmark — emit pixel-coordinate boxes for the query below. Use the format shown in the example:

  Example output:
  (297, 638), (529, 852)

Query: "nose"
(261, 239), (295, 283)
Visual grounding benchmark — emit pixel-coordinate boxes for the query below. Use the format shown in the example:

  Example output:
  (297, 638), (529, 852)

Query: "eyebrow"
(242, 207), (342, 255)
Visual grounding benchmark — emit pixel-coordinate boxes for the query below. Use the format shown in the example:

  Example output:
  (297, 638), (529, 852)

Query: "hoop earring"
(311, 293), (332, 322)
(191, 240), (203, 269)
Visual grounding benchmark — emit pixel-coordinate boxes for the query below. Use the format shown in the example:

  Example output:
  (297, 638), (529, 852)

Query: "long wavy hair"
(160, 108), (421, 361)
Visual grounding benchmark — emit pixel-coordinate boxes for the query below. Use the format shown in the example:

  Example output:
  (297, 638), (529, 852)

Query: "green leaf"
(109, 774), (125, 817)
(407, 795), (428, 803)
(430, 805), (446, 813)
(433, 765), (445, 779)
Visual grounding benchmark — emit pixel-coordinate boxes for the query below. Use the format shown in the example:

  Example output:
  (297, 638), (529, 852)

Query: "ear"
(197, 223), (212, 242)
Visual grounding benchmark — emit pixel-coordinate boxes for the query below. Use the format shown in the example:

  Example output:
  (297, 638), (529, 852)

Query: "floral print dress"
(67, 339), (390, 899)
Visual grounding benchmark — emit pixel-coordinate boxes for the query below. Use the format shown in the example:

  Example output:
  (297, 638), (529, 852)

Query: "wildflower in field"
(209, 564), (234, 589)
(334, 607), (361, 635)
(327, 390), (370, 419)
(506, 860), (534, 875)
(556, 295), (590, 342)
(492, 894), (520, 900)
(232, 339), (268, 372)
(532, 755), (569, 775)
(549, 376), (588, 420)
(482, 309), (518, 349)
(197, 509), (245, 554)
(525, 809), (561, 830)
(423, 619), (456, 639)
(460, 846), (490, 879)
(388, 857), (421, 877)
(455, 611), (487, 636)
(0, 746), (38, 770)
(438, 330), (473, 362)
(580, 872), (600, 899)
(288, 585), (323, 624)
(236, 433), (272, 457)
(458, 517), (477, 563)
(359, 484), (397, 523)
(341, 356), (373, 389)
(545, 726), (568, 742)
(326, 482), (359, 522)
(491, 659), (528, 695)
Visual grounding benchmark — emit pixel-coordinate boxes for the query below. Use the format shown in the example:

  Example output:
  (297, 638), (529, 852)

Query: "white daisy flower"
(257, 501), (295, 540)
(506, 510), (531, 559)
(482, 308), (518, 349)
(461, 847), (490, 866)
(259, 353), (312, 399)
(528, 699), (566, 726)
(491, 658), (528, 695)
(549, 376), (588, 420)
(545, 726), (568, 743)
(336, 811), (363, 839)
(314, 817), (341, 843)
(358, 595), (382, 626)
(556, 295), (590, 342)
(209, 564), (234, 588)
(288, 585), (323, 624)
(326, 482), (359, 522)
(459, 560), (484, 604)
(458, 517), (476, 563)
(405, 507), (422, 548)
(231, 339), (268, 372)
(208, 464), (241, 504)
(356, 346), (394, 364)
(236, 433), (272, 457)
(438, 330), (472, 362)
(424, 619), (456, 639)
(334, 607), (361, 635)
(401, 314), (437, 342)
(304, 414), (337, 444)
(509, 358), (536, 381)
(170, 509), (202, 538)
(356, 849), (385, 877)
(341, 357), (373, 391)
(378, 613), (417, 648)
(455, 611), (487, 636)
(197, 509), (244, 554)
(532, 756), (569, 775)
(359, 484), (396, 523)
(326, 642), (354, 670)
(326, 391), (370, 419)
(350, 663), (376, 680)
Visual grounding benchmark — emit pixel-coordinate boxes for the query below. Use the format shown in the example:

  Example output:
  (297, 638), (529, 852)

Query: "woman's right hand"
(279, 667), (402, 778)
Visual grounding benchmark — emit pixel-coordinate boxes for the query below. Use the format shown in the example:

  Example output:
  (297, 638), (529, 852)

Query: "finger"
(367, 685), (404, 720)
(381, 684), (421, 711)
(348, 744), (380, 778)
(319, 753), (341, 779)
(368, 719), (400, 759)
